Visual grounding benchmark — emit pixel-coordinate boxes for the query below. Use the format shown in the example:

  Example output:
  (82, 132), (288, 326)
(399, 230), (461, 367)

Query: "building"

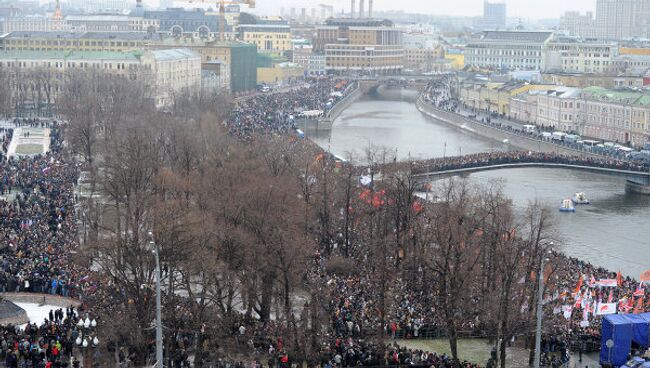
(65, 15), (160, 33)
(237, 13), (291, 55)
(479, 1), (506, 30)
(541, 72), (646, 88)
(465, 31), (554, 71)
(0, 48), (201, 110)
(582, 86), (650, 146)
(140, 49), (201, 106)
(291, 45), (324, 75)
(63, 0), (131, 14)
(535, 87), (583, 132)
(403, 47), (444, 72)
(559, 11), (597, 39)
(1, 16), (67, 33)
(143, 8), (222, 37)
(543, 37), (617, 74)
(315, 18), (403, 74)
(595, 0), (650, 40)
(0, 31), (257, 94)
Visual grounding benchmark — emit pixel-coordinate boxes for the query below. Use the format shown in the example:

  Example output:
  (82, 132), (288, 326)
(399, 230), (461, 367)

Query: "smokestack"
(368, 0), (373, 18)
(351, 0), (355, 17)
(136, 0), (142, 8)
(359, 0), (364, 18)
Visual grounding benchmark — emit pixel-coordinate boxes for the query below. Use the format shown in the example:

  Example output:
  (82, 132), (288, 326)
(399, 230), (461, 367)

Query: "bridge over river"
(408, 155), (650, 194)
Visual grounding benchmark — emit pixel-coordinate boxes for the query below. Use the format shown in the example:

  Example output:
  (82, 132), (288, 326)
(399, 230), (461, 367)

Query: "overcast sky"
(253, 0), (597, 20)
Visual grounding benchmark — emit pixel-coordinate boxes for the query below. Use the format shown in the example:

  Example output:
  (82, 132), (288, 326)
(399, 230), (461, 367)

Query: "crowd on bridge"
(226, 78), (354, 141)
(410, 150), (650, 175)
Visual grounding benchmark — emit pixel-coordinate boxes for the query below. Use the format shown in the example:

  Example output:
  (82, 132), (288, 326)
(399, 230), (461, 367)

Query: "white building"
(544, 37), (617, 74)
(559, 11), (598, 39)
(2, 16), (67, 33)
(141, 48), (201, 107)
(465, 31), (554, 71)
(595, 0), (650, 40)
(65, 15), (160, 33)
(536, 87), (583, 133)
(479, 1), (506, 30)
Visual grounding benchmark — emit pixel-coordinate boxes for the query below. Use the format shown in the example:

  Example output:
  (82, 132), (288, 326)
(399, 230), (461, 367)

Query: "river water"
(310, 92), (650, 278)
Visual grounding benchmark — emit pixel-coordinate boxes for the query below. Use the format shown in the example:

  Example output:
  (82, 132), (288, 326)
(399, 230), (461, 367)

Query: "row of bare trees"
(57, 70), (558, 367)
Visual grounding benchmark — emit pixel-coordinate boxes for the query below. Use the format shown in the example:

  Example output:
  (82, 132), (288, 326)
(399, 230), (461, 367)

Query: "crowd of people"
(226, 78), (353, 141)
(410, 150), (650, 175)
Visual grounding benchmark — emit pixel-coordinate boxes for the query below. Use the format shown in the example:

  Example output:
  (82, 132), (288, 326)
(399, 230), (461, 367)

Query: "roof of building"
(150, 48), (199, 61)
(1, 31), (164, 41)
(324, 18), (393, 27)
(582, 86), (650, 105)
(65, 15), (134, 22)
(0, 49), (142, 60)
(476, 31), (554, 43)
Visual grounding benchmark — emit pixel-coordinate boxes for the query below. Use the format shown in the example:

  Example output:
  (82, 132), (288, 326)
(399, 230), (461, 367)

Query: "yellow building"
(444, 52), (464, 70)
(257, 62), (303, 84)
(237, 24), (291, 55)
(619, 47), (650, 56)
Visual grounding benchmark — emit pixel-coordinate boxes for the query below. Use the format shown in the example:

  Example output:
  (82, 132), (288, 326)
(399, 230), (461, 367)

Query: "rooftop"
(0, 49), (142, 60)
(150, 48), (199, 61)
(582, 86), (650, 106)
(476, 31), (554, 43)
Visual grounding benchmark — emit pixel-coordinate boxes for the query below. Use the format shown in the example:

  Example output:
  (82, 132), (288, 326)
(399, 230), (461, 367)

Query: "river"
(310, 92), (650, 278)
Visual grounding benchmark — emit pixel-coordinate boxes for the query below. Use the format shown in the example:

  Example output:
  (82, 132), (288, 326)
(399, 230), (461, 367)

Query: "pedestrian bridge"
(413, 162), (650, 194)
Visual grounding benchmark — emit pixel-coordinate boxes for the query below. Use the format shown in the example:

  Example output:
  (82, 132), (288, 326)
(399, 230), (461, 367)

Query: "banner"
(597, 279), (618, 287)
(596, 302), (617, 315)
(641, 270), (650, 284)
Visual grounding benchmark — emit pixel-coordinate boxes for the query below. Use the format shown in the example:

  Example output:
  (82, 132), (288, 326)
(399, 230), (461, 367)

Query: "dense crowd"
(226, 78), (353, 140)
(0, 306), (90, 368)
(411, 150), (650, 175)
(0, 121), (86, 299)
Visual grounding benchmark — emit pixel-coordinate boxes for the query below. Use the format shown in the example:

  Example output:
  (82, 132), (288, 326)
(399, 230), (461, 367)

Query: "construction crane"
(189, 0), (256, 41)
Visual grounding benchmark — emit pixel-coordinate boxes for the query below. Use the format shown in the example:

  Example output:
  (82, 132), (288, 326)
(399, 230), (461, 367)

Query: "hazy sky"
(254, 0), (597, 20)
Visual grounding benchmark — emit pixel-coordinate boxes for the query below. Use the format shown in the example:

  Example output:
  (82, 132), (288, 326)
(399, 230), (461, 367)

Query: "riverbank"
(415, 96), (603, 158)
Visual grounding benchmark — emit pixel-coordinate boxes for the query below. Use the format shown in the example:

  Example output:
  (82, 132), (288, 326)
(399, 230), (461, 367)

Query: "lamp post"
(75, 315), (99, 368)
(533, 245), (553, 368)
(148, 231), (163, 368)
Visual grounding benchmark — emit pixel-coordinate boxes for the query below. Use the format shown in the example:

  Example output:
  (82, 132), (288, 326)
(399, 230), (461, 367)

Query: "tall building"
(560, 11), (597, 39)
(480, 1), (506, 30)
(465, 31), (554, 71)
(315, 18), (403, 74)
(595, 0), (650, 40)
(543, 36), (617, 74)
(237, 13), (291, 56)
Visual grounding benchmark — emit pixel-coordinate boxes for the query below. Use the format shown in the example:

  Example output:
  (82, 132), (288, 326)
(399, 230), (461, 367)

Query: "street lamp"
(76, 314), (99, 368)
(148, 231), (164, 368)
(533, 244), (553, 368)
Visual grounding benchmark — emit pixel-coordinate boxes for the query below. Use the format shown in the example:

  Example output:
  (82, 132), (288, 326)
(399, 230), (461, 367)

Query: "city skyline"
(252, 0), (597, 20)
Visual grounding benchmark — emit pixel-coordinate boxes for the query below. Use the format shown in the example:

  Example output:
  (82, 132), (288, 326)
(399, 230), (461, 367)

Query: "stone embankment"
(415, 97), (602, 158)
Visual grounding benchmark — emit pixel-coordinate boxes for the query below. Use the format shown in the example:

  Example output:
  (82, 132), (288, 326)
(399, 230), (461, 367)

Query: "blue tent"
(601, 313), (650, 366)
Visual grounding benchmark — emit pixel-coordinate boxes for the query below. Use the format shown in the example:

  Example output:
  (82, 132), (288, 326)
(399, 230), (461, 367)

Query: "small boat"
(559, 199), (576, 213)
(572, 192), (590, 205)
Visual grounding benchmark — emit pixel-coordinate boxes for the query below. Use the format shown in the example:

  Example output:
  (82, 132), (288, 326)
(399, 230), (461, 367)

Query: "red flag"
(634, 285), (645, 297)
(634, 297), (645, 314)
(616, 271), (623, 287)
(574, 275), (584, 294)
(607, 289), (614, 303)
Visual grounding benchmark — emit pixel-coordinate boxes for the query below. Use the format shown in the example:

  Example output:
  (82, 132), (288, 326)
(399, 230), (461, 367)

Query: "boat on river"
(572, 192), (590, 205)
(559, 199), (576, 213)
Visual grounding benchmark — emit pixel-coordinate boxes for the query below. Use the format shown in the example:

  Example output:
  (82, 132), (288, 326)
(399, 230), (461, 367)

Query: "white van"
(552, 132), (567, 141)
(523, 125), (536, 134)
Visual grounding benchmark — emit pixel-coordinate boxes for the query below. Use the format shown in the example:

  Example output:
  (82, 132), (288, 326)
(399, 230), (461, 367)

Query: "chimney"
(368, 0), (373, 18)
(359, 0), (364, 18)
(351, 0), (355, 17)
(136, 0), (142, 7)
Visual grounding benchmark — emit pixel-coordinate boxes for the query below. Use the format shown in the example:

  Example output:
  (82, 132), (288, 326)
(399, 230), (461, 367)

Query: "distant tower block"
(359, 0), (364, 18)
(351, 0), (355, 17)
(300, 8), (306, 22)
(368, 0), (373, 18)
